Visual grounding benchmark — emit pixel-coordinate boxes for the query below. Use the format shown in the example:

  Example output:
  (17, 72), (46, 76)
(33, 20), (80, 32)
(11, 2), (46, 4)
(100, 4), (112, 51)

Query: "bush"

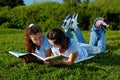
(0, 0), (120, 31)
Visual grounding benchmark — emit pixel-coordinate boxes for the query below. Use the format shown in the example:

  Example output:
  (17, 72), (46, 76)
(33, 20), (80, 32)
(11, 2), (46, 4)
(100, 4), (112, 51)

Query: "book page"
(31, 53), (45, 61)
(45, 54), (68, 61)
(9, 51), (27, 57)
(9, 51), (68, 63)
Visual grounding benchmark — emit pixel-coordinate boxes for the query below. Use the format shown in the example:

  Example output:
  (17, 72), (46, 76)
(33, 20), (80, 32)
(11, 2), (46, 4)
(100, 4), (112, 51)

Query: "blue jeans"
(65, 27), (85, 43)
(66, 26), (106, 52)
(89, 26), (106, 52)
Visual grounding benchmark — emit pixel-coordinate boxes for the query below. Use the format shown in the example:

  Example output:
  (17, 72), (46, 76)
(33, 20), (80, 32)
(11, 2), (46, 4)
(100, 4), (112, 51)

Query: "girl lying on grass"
(46, 14), (109, 65)
(22, 24), (52, 63)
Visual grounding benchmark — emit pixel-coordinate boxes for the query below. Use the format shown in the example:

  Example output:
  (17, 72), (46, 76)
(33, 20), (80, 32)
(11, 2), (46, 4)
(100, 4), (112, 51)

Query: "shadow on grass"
(80, 51), (120, 66)
(47, 50), (120, 72)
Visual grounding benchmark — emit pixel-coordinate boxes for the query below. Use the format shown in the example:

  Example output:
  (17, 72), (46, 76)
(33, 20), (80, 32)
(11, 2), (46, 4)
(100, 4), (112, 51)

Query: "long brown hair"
(25, 24), (42, 53)
(47, 28), (70, 49)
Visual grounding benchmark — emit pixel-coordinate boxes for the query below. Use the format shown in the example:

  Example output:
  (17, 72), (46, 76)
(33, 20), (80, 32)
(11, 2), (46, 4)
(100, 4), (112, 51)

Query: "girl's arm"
(61, 52), (78, 65)
(48, 52), (78, 65)
(67, 52), (78, 64)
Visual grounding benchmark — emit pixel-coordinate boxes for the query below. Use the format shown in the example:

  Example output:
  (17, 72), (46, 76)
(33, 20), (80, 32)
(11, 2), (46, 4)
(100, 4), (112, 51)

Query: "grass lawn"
(0, 28), (120, 80)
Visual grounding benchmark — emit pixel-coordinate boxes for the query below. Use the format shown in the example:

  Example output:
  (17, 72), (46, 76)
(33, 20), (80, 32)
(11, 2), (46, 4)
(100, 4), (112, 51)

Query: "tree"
(63, 0), (91, 3)
(0, 0), (24, 8)
(63, 0), (81, 3)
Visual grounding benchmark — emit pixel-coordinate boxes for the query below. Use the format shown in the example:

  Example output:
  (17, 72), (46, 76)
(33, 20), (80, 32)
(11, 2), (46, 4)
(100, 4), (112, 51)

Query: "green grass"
(0, 28), (120, 80)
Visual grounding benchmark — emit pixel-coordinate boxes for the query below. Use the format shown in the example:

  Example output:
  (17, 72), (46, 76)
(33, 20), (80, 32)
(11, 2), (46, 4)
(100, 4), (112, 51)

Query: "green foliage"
(0, 0), (120, 31)
(0, 0), (24, 8)
(0, 28), (120, 80)
(63, 0), (81, 3)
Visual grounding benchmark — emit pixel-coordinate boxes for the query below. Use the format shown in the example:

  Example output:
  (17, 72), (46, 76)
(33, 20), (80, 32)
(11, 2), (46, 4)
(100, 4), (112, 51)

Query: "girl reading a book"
(23, 23), (52, 63)
(46, 14), (108, 65)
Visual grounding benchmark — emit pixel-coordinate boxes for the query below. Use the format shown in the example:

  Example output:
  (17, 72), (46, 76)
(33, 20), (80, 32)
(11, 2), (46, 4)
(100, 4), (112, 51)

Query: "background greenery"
(0, 0), (120, 32)
(0, 28), (120, 80)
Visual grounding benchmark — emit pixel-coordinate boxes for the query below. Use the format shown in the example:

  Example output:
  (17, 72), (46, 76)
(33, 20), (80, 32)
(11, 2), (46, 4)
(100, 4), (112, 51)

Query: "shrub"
(0, 0), (120, 31)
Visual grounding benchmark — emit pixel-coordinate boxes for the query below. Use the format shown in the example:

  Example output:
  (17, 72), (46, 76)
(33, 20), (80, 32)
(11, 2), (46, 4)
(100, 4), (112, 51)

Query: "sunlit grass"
(0, 28), (120, 80)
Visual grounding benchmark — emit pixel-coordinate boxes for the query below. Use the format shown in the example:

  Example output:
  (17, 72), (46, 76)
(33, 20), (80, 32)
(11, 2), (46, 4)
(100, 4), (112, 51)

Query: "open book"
(9, 51), (68, 62)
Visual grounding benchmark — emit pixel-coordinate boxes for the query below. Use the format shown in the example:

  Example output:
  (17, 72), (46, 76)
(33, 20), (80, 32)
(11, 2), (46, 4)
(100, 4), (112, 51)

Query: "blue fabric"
(65, 27), (85, 43)
(35, 35), (51, 58)
(89, 25), (106, 52)
(72, 27), (86, 43)
(66, 25), (106, 52)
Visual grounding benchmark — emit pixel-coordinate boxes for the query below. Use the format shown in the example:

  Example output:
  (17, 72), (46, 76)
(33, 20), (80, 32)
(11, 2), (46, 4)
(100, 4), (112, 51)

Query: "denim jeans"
(66, 25), (106, 53)
(89, 25), (106, 52)
(65, 27), (85, 43)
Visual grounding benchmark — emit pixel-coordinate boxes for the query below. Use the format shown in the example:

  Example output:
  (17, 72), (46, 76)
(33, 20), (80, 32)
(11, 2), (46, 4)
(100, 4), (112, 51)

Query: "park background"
(0, 0), (120, 80)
